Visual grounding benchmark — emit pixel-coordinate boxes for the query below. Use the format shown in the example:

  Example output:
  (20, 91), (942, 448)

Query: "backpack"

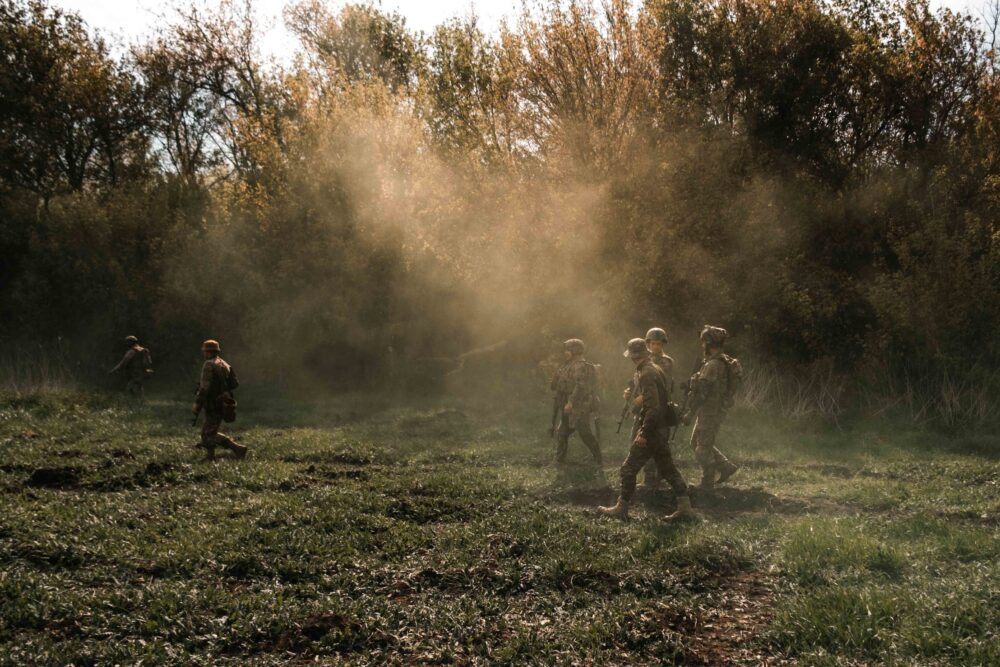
(583, 361), (602, 410)
(221, 364), (239, 423)
(719, 354), (743, 408)
(141, 348), (154, 376)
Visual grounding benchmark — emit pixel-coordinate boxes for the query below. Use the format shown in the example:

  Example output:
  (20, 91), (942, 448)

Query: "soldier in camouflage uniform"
(629, 328), (674, 490)
(191, 339), (246, 461)
(600, 339), (696, 521)
(109, 335), (152, 397)
(682, 326), (739, 489)
(550, 339), (602, 465)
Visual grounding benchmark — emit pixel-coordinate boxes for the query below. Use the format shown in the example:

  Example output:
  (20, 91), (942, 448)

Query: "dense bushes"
(0, 0), (998, 424)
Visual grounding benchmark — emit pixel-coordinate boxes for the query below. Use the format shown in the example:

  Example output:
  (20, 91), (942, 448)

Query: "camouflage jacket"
(195, 356), (236, 410)
(112, 345), (150, 380)
(625, 351), (673, 414)
(552, 357), (597, 413)
(633, 358), (671, 438)
(687, 352), (727, 420)
(649, 351), (674, 397)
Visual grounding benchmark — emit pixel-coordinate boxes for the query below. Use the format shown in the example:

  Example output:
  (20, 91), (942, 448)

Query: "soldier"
(599, 339), (696, 521)
(108, 335), (152, 397)
(550, 339), (603, 466)
(191, 339), (246, 461)
(639, 327), (674, 489)
(682, 326), (740, 489)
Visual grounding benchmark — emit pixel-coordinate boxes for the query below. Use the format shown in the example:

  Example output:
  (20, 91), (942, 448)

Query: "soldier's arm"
(194, 361), (214, 408)
(110, 349), (135, 373)
(638, 368), (662, 438)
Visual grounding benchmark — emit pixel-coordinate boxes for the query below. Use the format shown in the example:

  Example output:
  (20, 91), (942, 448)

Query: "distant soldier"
(191, 339), (246, 461)
(109, 335), (153, 397)
(682, 326), (740, 488)
(550, 339), (602, 466)
(600, 339), (695, 521)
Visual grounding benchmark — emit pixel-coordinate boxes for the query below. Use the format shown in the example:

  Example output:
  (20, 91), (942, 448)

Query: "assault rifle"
(549, 395), (561, 438)
(615, 397), (630, 434)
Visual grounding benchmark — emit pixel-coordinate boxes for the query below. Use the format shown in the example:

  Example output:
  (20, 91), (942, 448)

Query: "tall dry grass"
(737, 357), (1000, 429)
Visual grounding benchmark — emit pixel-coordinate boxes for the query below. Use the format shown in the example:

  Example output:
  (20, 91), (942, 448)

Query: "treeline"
(1, 0), (998, 424)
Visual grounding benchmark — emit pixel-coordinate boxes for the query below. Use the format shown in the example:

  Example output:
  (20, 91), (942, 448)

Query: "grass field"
(1, 389), (998, 665)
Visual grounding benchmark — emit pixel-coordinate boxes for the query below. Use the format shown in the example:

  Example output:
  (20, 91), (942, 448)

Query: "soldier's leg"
(708, 419), (739, 483)
(619, 444), (653, 503)
(575, 416), (602, 465)
(650, 432), (689, 498)
(200, 414), (221, 461)
(554, 414), (572, 463)
(691, 419), (720, 488)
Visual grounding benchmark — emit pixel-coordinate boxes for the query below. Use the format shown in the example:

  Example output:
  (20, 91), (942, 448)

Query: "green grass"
(0, 390), (998, 665)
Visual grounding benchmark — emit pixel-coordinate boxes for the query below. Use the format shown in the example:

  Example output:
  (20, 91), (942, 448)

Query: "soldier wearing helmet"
(620, 327), (676, 490)
(682, 326), (739, 488)
(191, 339), (247, 461)
(549, 339), (602, 466)
(600, 339), (695, 521)
(109, 335), (153, 397)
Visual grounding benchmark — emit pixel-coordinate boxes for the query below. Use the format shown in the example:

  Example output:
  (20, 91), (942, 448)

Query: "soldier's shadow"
(547, 463), (615, 505)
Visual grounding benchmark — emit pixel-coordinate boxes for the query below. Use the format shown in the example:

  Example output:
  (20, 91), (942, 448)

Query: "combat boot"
(663, 496), (699, 523)
(598, 498), (629, 519)
(717, 461), (740, 484)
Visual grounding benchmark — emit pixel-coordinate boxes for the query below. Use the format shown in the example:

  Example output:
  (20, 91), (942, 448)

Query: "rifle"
(615, 398), (630, 434)
(549, 395), (561, 438)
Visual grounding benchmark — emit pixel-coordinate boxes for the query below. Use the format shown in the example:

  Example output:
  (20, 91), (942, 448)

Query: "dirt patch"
(543, 486), (616, 507)
(743, 459), (857, 478)
(111, 448), (136, 459)
(26, 467), (81, 489)
(692, 486), (810, 515)
(84, 461), (179, 492)
(683, 571), (781, 665)
(385, 497), (470, 524)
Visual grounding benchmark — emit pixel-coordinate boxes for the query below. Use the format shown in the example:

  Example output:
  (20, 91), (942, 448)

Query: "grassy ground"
(0, 389), (997, 665)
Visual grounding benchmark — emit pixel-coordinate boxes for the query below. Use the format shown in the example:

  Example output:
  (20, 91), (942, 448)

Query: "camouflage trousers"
(630, 419), (664, 487)
(200, 411), (240, 458)
(619, 430), (688, 502)
(125, 378), (144, 398)
(690, 418), (732, 485)
(555, 412), (602, 465)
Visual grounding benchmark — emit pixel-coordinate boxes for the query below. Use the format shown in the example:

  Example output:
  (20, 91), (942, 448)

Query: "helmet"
(699, 326), (727, 347)
(124, 335), (139, 345)
(623, 338), (649, 359)
(563, 338), (585, 355)
(645, 327), (667, 343)
(201, 339), (221, 352)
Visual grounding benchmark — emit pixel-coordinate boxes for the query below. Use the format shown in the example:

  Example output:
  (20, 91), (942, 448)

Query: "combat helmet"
(699, 326), (727, 347)
(563, 338), (585, 355)
(623, 338), (649, 359)
(124, 335), (139, 346)
(201, 339), (221, 353)
(645, 327), (667, 344)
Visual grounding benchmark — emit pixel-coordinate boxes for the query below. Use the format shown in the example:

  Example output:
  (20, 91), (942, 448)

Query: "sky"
(52, 0), (983, 61)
